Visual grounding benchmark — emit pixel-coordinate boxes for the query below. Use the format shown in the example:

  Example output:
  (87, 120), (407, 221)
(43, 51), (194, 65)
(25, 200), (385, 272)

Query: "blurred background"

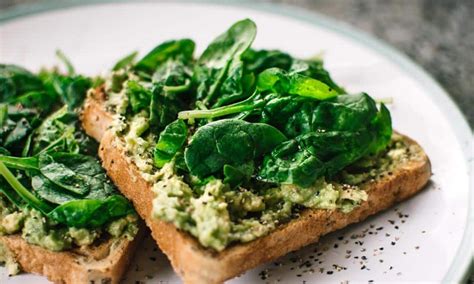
(1, 0), (473, 127)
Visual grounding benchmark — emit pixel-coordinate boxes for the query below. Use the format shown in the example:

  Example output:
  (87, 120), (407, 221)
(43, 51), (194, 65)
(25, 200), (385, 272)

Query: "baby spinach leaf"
(0, 177), (26, 209)
(112, 51), (138, 71)
(0, 106), (41, 156)
(39, 153), (89, 195)
(213, 60), (249, 107)
(259, 94), (317, 138)
(126, 80), (152, 114)
(7, 90), (59, 114)
(152, 56), (192, 93)
(31, 106), (96, 155)
(258, 94), (392, 187)
(242, 49), (293, 74)
(312, 93), (378, 131)
(55, 50), (75, 76)
(135, 39), (195, 74)
(195, 19), (256, 107)
(149, 85), (182, 131)
(4, 118), (34, 150)
(0, 161), (53, 214)
(53, 75), (91, 110)
(154, 119), (188, 168)
(257, 68), (339, 100)
(258, 139), (325, 187)
(42, 152), (115, 197)
(289, 58), (345, 94)
(48, 195), (133, 228)
(184, 119), (286, 180)
(0, 64), (44, 101)
(31, 174), (80, 204)
(223, 162), (254, 188)
(368, 104), (392, 153)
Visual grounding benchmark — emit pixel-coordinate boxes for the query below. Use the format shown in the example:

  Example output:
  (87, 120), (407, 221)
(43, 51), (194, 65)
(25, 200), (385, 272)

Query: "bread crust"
(81, 86), (114, 142)
(0, 228), (144, 284)
(83, 95), (431, 284)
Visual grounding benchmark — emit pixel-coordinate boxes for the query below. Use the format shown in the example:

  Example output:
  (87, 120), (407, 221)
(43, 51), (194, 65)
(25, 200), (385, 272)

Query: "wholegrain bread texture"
(0, 228), (143, 284)
(82, 94), (431, 284)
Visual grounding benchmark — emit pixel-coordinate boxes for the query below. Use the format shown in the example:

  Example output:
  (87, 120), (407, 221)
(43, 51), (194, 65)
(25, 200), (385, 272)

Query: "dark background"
(1, 0), (473, 128)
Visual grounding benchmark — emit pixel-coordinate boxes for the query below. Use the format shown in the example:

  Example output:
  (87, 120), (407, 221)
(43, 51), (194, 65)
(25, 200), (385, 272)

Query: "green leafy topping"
(184, 119), (286, 180)
(194, 19), (257, 107)
(0, 62), (135, 230)
(135, 39), (195, 74)
(154, 120), (188, 168)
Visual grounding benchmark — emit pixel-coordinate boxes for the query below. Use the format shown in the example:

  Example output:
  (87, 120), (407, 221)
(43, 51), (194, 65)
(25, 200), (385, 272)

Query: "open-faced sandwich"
(0, 59), (143, 283)
(81, 19), (431, 283)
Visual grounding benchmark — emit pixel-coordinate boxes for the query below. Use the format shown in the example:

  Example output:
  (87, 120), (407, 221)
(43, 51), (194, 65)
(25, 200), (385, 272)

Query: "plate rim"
(1, 0), (473, 282)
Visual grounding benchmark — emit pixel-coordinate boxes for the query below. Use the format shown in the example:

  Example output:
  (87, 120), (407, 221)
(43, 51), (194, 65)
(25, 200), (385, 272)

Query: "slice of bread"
(0, 88), (144, 284)
(0, 229), (143, 284)
(82, 92), (431, 284)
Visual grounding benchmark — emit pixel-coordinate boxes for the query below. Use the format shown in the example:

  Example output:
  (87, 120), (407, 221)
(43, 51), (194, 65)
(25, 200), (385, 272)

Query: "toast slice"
(82, 91), (431, 284)
(0, 229), (143, 284)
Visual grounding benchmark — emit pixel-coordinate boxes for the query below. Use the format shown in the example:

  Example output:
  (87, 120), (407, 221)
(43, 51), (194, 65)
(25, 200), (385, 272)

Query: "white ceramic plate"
(0, 1), (472, 283)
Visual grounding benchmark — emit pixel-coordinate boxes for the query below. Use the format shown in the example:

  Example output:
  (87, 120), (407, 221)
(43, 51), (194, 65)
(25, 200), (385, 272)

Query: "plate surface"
(0, 2), (472, 283)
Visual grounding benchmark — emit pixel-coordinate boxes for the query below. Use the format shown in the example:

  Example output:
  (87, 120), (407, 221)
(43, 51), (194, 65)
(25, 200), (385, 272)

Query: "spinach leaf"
(0, 105), (41, 156)
(39, 152), (115, 199)
(55, 50), (75, 76)
(48, 195), (133, 228)
(0, 152), (128, 228)
(112, 51), (138, 71)
(258, 139), (325, 187)
(7, 90), (59, 114)
(178, 68), (339, 123)
(152, 56), (193, 93)
(0, 161), (53, 213)
(52, 75), (91, 110)
(312, 93), (378, 131)
(39, 154), (89, 195)
(242, 49), (293, 74)
(289, 58), (345, 94)
(369, 104), (392, 153)
(149, 85), (182, 131)
(31, 106), (96, 156)
(195, 19), (256, 107)
(31, 174), (80, 204)
(184, 119), (286, 180)
(223, 162), (254, 188)
(135, 39), (195, 75)
(258, 94), (392, 187)
(4, 117), (34, 150)
(0, 177), (26, 209)
(0, 64), (44, 101)
(258, 94), (317, 138)
(257, 68), (339, 100)
(154, 119), (188, 168)
(126, 80), (152, 114)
